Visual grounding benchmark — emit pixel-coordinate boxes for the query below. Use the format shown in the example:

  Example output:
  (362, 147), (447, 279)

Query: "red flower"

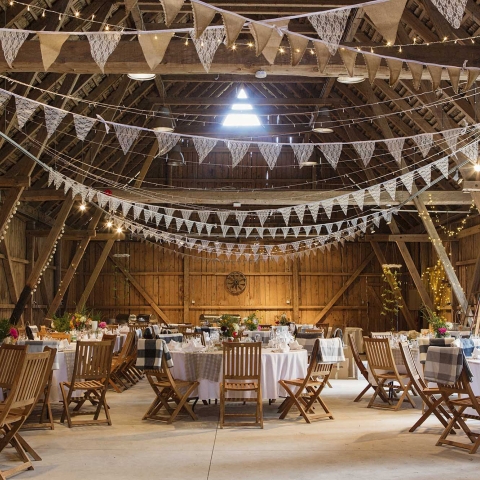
(232, 331), (238, 337)
(103, 189), (112, 196)
(275, 321), (280, 325)
(9, 327), (18, 339)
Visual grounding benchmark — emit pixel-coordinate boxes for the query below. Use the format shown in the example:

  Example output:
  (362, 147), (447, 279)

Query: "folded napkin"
(289, 340), (301, 350)
(60, 339), (70, 350)
(168, 340), (181, 351)
(317, 338), (345, 363)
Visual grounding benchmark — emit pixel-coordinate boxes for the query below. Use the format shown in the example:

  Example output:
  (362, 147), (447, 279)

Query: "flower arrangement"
(52, 308), (101, 332)
(0, 319), (17, 342)
(242, 311), (262, 331)
(69, 313), (91, 331)
(99, 321), (107, 329)
(219, 314), (240, 338)
(51, 313), (72, 332)
(275, 312), (290, 326)
(422, 306), (449, 338)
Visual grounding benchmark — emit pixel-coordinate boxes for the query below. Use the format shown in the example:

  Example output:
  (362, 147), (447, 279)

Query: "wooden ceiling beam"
(20, 188), (472, 205)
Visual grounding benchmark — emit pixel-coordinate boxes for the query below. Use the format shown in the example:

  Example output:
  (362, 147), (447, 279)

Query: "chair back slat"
(0, 344), (27, 389)
(71, 341), (114, 381)
(8, 352), (50, 411)
(371, 332), (393, 339)
(364, 338), (398, 372)
(223, 342), (261, 381)
(348, 333), (367, 375)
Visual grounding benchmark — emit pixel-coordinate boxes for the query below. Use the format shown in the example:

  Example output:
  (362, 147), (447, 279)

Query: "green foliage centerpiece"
(219, 314), (240, 339)
(380, 264), (403, 330)
(422, 306), (449, 338)
(242, 311), (262, 331)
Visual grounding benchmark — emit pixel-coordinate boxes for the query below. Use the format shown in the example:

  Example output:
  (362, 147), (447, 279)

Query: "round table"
(169, 348), (308, 400)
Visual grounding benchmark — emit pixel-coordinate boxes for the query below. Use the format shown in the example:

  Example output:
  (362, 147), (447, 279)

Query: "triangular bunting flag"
(248, 22), (274, 57)
(257, 210), (269, 227)
(38, 33), (69, 71)
(435, 157), (449, 178)
(235, 211), (248, 228)
(427, 65), (442, 90)
(138, 32), (173, 70)
(278, 207), (291, 225)
(336, 194), (349, 215)
(74, 114), (96, 141)
(155, 132), (179, 155)
(86, 31), (122, 73)
(430, 0), (467, 29)
(354, 141), (375, 167)
(339, 48), (357, 77)
(226, 140), (249, 167)
(217, 211), (229, 225)
(287, 32), (309, 67)
(387, 58), (403, 87)
(193, 137), (217, 163)
(313, 41), (330, 73)
(291, 143), (314, 166)
(368, 184), (381, 205)
(400, 171), (415, 194)
(15, 96), (38, 130)
(447, 67), (461, 93)
(418, 164), (432, 185)
(44, 105), (67, 139)
(190, 27), (225, 72)
(198, 210), (210, 224)
(319, 143), (342, 170)
(268, 227), (277, 238)
(221, 12), (245, 48)
(363, 0), (407, 44)
(322, 198), (334, 218)
(281, 227), (290, 238)
(383, 179), (397, 200)
(407, 62), (423, 90)
(384, 137), (404, 165)
(414, 133), (433, 158)
(114, 124), (140, 154)
(160, 0), (185, 27)
(258, 143), (282, 170)
(191, 2), (217, 38)
(0, 30), (29, 68)
(442, 128), (462, 152)
(308, 202), (320, 222)
(307, 9), (351, 55)
(363, 54), (382, 85)
(260, 21), (288, 64)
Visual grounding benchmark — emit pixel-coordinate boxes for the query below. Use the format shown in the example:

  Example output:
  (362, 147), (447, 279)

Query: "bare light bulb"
(116, 227), (122, 233)
(474, 164), (480, 172)
(79, 204), (86, 211)
(106, 221), (113, 228)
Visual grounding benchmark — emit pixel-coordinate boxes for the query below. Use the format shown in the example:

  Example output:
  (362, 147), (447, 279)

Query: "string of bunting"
(43, 139), (477, 239)
(0, 0), (475, 85)
(3, 86), (478, 171)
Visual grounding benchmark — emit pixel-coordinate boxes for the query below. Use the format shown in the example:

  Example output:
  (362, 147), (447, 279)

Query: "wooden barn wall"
(68, 239), (420, 333)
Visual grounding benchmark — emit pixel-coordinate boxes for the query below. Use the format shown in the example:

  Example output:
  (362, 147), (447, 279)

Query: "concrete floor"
(4, 378), (480, 480)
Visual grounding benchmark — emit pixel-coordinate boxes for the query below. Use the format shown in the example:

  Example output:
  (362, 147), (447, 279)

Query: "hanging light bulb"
(116, 226), (123, 233)
(106, 220), (113, 228)
(79, 204), (86, 211)
(474, 163), (480, 172)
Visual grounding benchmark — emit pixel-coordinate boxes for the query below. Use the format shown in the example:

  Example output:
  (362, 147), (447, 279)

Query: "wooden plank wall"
(67, 238), (422, 332)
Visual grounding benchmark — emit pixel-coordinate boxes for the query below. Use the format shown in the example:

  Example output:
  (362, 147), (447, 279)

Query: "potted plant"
(422, 306), (449, 338)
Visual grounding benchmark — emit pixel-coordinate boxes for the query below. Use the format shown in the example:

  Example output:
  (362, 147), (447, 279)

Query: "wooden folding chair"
(278, 339), (334, 423)
(363, 337), (415, 411)
(40, 332), (71, 341)
(107, 333), (135, 393)
(348, 333), (384, 403)
(0, 351), (51, 479)
(436, 368), (480, 453)
(398, 342), (451, 432)
(21, 346), (57, 430)
(143, 349), (199, 424)
(60, 340), (114, 427)
(220, 342), (263, 428)
(0, 344), (27, 399)
(371, 332), (393, 339)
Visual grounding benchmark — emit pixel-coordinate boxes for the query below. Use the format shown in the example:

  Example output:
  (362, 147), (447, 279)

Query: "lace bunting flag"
(74, 114), (96, 141)
(258, 143), (282, 170)
(86, 31), (122, 73)
(319, 143), (342, 170)
(400, 171), (415, 194)
(430, 0), (467, 29)
(0, 30), (29, 67)
(384, 138), (404, 165)
(256, 210), (269, 226)
(442, 128), (462, 151)
(322, 198), (334, 218)
(291, 143), (314, 166)
(354, 141), (375, 167)
(216, 211), (230, 225)
(114, 124), (140, 154)
(44, 105), (67, 139)
(307, 9), (351, 55)
(461, 141), (478, 162)
(15, 96), (38, 129)
(198, 210), (210, 224)
(435, 157), (449, 178)
(226, 140), (249, 167)
(193, 137), (217, 163)
(414, 133), (433, 158)
(0, 90), (10, 110)
(278, 207), (291, 225)
(336, 194), (349, 215)
(368, 184), (381, 205)
(308, 202), (320, 222)
(418, 164), (432, 185)
(155, 132), (179, 155)
(383, 179), (397, 200)
(293, 204), (306, 224)
(190, 27), (225, 72)
(235, 211), (248, 227)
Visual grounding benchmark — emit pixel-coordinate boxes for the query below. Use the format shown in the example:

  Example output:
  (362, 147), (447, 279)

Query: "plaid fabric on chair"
(418, 337), (456, 364)
(424, 346), (473, 384)
(317, 338), (345, 363)
(136, 339), (174, 371)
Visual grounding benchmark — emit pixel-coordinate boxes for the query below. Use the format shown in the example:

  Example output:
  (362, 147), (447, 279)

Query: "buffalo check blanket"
(184, 352), (222, 383)
(418, 337), (456, 364)
(318, 338), (345, 364)
(136, 339), (174, 371)
(424, 346), (473, 385)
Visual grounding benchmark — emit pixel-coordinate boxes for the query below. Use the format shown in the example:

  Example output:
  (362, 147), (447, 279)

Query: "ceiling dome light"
(152, 107), (174, 132)
(336, 75), (366, 84)
(312, 107), (334, 133)
(255, 70), (267, 79)
(127, 73), (156, 81)
(166, 144), (185, 166)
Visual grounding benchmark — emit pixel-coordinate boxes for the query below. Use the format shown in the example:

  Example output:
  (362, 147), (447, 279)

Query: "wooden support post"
(315, 252), (375, 325)
(414, 197), (469, 314)
(292, 258), (300, 323)
(134, 141), (159, 188)
(10, 197), (74, 324)
(0, 239), (19, 305)
(77, 239), (115, 311)
(46, 209), (103, 318)
(183, 256), (190, 323)
(108, 253), (170, 325)
(370, 242), (417, 331)
(24, 230), (34, 325)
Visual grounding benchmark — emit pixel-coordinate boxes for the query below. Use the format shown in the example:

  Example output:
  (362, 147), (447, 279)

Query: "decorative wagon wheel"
(225, 271), (247, 295)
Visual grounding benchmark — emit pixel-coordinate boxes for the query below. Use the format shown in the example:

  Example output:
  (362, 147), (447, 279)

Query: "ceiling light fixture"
(336, 75), (366, 84)
(166, 144), (185, 166)
(312, 107), (334, 133)
(474, 163), (480, 172)
(152, 107), (174, 132)
(127, 73), (156, 81)
(255, 70), (267, 79)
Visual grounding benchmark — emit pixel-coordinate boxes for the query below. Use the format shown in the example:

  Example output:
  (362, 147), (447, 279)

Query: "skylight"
(223, 88), (261, 127)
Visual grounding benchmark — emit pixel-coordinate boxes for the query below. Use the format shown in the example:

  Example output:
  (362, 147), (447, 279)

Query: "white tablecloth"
(170, 348), (308, 400)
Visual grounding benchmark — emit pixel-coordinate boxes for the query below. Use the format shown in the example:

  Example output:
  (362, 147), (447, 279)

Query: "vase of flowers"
(242, 311), (261, 331)
(0, 318), (18, 344)
(275, 312), (290, 326)
(219, 314), (240, 339)
(422, 306), (449, 338)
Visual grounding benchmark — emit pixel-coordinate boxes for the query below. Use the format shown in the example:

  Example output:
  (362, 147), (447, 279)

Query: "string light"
(75, 11), (80, 17)
(429, 201), (477, 238)
(116, 227), (123, 234)
(79, 203), (86, 211)
(106, 221), (113, 228)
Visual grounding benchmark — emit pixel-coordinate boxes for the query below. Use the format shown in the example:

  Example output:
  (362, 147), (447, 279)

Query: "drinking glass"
(254, 333), (261, 343)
